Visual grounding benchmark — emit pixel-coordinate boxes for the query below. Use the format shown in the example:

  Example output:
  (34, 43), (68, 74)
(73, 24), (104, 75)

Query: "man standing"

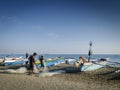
(26, 53), (29, 59)
(39, 55), (45, 68)
(28, 52), (37, 75)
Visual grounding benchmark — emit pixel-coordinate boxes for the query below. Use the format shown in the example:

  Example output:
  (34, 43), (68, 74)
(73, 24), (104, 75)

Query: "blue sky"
(0, 0), (120, 54)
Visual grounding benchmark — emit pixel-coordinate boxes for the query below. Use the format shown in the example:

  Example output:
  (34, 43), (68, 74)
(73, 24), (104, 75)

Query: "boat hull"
(37, 57), (65, 68)
(4, 59), (28, 66)
(80, 58), (109, 71)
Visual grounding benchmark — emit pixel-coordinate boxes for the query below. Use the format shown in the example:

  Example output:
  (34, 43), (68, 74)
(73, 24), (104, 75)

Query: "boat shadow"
(98, 70), (115, 75)
(96, 67), (120, 81)
(108, 74), (120, 80)
(49, 66), (81, 73)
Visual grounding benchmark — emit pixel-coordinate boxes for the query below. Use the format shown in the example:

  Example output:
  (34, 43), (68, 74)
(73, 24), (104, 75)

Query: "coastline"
(0, 63), (120, 90)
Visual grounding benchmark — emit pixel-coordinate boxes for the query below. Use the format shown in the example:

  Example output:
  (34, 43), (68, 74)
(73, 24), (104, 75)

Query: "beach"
(0, 63), (120, 90)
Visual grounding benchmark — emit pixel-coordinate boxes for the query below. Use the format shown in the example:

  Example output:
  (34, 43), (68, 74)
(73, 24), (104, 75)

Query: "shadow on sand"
(108, 74), (120, 80)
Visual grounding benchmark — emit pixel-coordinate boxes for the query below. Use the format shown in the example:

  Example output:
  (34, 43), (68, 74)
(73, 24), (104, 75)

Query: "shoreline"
(0, 64), (120, 90)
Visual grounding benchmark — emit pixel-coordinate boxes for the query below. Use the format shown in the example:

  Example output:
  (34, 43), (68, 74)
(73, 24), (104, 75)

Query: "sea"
(0, 54), (120, 67)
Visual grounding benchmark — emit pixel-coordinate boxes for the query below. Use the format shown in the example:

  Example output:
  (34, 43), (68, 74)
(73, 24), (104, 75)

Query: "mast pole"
(88, 41), (93, 62)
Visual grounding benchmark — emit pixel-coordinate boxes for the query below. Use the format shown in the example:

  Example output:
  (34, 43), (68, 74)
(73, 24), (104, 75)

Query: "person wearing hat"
(28, 52), (37, 75)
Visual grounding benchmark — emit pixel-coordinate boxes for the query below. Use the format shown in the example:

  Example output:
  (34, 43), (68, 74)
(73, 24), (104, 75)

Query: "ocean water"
(0, 54), (120, 66)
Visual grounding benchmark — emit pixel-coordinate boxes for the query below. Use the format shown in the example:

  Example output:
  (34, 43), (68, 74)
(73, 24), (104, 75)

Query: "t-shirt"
(29, 55), (35, 64)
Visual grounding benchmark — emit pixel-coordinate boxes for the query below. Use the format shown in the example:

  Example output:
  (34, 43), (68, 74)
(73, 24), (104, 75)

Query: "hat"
(33, 52), (37, 55)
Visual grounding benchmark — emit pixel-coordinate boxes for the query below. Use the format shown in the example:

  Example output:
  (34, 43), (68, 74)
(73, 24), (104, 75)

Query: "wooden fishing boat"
(80, 58), (109, 71)
(4, 56), (22, 60)
(3, 59), (28, 66)
(35, 57), (64, 64)
(79, 41), (109, 71)
(36, 57), (65, 68)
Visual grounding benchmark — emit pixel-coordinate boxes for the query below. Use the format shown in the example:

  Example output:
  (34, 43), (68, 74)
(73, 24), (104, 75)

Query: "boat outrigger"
(76, 41), (109, 71)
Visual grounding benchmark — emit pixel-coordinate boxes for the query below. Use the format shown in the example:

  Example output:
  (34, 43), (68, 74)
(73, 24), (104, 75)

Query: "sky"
(0, 0), (120, 54)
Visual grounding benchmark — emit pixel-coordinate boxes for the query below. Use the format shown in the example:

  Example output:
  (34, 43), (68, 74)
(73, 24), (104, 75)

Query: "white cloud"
(0, 16), (17, 22)
(48, 33), (59, 38)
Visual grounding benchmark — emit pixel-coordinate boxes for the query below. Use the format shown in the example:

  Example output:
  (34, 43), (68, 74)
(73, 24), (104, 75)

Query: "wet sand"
(0, 63), (120, 90)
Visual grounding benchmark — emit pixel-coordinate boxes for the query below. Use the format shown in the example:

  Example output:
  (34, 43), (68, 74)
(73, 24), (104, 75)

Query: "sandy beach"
(0, 63), (120, 90)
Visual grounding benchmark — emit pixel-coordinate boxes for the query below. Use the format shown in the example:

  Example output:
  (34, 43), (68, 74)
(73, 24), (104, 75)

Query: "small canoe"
(3, 59), (28, 66)
(35, 57), (64, 65)
(36, 57), (65, 68)
(80, 58), (109, 71)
